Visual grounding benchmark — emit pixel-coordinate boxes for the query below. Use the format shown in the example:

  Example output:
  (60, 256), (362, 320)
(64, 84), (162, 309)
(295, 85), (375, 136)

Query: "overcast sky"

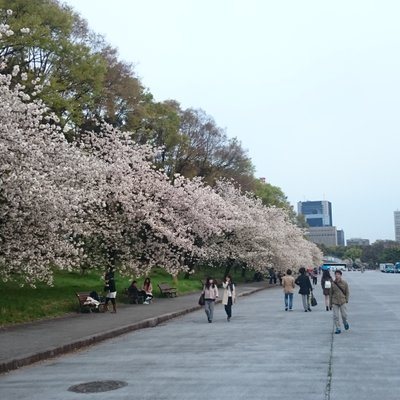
(64, 0), (400, 243)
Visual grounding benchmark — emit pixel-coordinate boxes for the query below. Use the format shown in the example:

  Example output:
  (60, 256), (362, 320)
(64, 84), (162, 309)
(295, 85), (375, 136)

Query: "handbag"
(310, 292), (317, 307)
(198, 293), (205, 306)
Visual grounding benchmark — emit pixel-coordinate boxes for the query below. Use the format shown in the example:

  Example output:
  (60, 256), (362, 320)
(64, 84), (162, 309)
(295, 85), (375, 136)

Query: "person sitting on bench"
(127, 280), (145, 304)
(142, 278), (153, 304)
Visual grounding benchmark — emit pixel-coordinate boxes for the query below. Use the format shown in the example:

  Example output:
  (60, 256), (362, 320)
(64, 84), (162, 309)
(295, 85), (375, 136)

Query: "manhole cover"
(68, 380), (128, 393)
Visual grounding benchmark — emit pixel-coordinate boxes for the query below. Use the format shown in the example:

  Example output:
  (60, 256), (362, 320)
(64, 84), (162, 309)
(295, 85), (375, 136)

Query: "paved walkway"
(1, 272), (400, 400)
(0, 280), (267, 374)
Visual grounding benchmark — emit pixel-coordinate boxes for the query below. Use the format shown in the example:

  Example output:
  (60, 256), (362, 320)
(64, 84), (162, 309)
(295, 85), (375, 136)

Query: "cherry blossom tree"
(211, 180), (323, 273)
(0, 9), (322, 286)
(74, 127), (240, 278)
(0, 66), (322, 285)
(0, 64), (106, 285)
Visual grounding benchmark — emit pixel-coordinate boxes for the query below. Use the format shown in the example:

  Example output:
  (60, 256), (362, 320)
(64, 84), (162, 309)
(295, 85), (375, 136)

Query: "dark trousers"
(224, 297), (233, 318)
(312, 277), (317, 285)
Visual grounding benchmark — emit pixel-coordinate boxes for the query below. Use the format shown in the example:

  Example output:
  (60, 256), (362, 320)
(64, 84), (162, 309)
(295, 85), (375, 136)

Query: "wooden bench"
(157, 283), (177, 297)
(76, 292), (105, 313)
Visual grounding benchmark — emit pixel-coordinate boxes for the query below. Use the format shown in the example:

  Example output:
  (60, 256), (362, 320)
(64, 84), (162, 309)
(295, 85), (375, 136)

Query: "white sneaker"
(143, 301), (149, 305)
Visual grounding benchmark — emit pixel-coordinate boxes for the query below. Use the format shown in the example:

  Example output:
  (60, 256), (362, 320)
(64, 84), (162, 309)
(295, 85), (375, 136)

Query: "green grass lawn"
(0, 266), (251, 326)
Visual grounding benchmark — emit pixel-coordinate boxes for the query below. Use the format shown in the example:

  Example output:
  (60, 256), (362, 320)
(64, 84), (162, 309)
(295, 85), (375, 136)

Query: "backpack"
(324, 280), (332, 289)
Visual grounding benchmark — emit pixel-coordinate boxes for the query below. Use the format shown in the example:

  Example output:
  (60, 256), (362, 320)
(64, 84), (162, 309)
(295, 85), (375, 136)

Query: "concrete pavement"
(1, 272), (400, 400)
(0, 281), (267, 374)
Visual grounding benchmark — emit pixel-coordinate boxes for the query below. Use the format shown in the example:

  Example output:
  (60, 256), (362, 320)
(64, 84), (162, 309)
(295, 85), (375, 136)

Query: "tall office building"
(337, 230), (345, 246)
(298, 200), (344, 246)
(395, 211), (400, 242)
(308, 226), (338, 246)
(297, 200), (333, 227)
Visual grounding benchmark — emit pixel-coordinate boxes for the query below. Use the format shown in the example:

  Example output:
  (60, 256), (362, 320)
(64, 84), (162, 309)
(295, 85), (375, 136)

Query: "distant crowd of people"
(280, 266), (350, 334)
(98, 263), (350, 334)
(198, 266), (350, 334)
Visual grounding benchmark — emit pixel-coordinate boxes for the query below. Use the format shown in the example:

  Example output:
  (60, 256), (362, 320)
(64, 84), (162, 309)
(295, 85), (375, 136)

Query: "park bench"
(76, 292), (105, 313)
(157, 283), (177, 297)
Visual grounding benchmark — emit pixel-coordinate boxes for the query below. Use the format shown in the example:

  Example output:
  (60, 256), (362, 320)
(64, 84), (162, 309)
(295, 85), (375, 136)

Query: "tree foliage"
(344, 247), (362, 262)
(0, 61), (322, 285)
(322, 240), (400, 267)
(1, 1), (260, 191)
(169, 108), (255, 187)
(0, 4), (323, 286)
(0, 0), (107, 129)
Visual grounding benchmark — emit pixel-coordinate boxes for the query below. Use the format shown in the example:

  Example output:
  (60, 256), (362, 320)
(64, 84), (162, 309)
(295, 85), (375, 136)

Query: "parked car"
(380, 263), (395, 273)
(395, 262), (400, 273)
(386, 265), (395, 273)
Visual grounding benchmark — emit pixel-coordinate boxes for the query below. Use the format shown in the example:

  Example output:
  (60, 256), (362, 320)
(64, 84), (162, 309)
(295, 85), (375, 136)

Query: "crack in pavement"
(325, 323), (335, 400)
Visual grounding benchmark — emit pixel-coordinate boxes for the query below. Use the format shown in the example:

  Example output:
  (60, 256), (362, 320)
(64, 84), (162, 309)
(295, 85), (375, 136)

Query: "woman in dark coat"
(321, 269), (333, 311)
(295, 267), (313, 312)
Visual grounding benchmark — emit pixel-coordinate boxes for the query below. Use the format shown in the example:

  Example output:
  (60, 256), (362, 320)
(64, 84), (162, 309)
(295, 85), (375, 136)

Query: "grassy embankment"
(0, 266), (250, 326)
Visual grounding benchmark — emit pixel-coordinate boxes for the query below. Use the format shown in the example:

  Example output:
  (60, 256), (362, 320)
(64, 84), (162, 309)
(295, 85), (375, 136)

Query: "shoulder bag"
(334, 281), (346, 296)
(198, 293), (205, 306)
(310, 292), (318, 307)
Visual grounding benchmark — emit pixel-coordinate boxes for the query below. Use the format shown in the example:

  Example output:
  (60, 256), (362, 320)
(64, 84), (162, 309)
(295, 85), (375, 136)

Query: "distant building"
(298, 199), (346, 247)
(306, 226), (337, 246)
(298, 200), (332, 227)
(395, 211), (400, 242)
(346, 238), (370, 246)
(337, 230), (345, 246)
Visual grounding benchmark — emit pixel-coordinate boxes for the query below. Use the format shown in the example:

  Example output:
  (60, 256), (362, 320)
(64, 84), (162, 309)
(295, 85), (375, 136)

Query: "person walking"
(104, 266), (117, 313)
(282, 269), (295, 311)
(202, 277), (219, 323)
(222, 275), (236, 321)
(269, 268), (277, 285)
(277, 271), (283, 286)
(330, 270), (350, 334)
(295, 267), (313, 312)
(321, 270), (333, 311)
(312, 267), (318, 285)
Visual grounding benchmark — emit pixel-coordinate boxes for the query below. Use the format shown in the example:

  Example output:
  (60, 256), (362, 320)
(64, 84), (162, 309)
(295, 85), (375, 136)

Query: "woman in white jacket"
(222, 275), (236, 322)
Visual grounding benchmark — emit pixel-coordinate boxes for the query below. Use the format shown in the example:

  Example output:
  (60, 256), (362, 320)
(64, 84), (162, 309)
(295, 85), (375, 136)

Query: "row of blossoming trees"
(0, 11), (322, 286)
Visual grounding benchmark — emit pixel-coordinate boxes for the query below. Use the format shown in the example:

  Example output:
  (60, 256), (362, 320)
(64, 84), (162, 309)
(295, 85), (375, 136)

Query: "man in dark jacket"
(330, 270), (350, 334)
(295, 267), (313, 312)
